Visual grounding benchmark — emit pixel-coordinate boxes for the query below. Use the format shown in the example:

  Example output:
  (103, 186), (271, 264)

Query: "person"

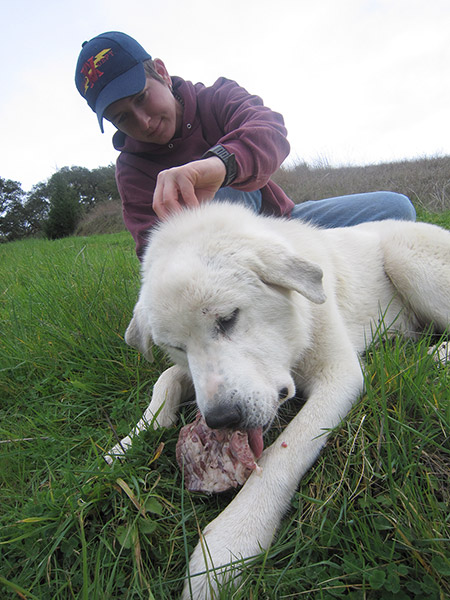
(75, 31), (416, 260)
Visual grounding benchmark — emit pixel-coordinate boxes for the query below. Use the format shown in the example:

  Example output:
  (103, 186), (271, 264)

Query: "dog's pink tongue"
(248, 427), (264, 459)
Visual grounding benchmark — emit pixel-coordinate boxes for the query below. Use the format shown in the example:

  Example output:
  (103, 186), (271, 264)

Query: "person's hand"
(153, 157), (226, 219)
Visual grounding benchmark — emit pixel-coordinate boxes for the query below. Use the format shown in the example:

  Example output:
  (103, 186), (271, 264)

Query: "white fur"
(107, 203), (450, 599)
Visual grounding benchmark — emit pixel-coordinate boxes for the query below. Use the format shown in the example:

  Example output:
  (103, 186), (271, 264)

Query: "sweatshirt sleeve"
(198, 78), (291, 191)
(115, 156), (158, 260)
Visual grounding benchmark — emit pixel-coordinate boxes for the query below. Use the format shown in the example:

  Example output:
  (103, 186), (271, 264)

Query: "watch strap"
(202, 144), (237, 187)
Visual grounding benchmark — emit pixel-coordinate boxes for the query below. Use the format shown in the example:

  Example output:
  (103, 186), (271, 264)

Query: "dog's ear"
(252, 248), (326, 304)
(124, 304), (154, 362)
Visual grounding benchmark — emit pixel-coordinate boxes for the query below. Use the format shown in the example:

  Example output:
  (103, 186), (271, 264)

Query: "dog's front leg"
(105, 365), (193, 463)
(182, 354), (363, 600)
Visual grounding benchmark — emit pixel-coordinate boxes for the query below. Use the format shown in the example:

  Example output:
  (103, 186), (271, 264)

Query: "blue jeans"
(215, 188), (416, 226)
(214, 187), (263, 213)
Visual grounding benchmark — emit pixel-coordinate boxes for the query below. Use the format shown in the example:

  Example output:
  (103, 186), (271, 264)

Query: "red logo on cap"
(81, 48), (114, 94)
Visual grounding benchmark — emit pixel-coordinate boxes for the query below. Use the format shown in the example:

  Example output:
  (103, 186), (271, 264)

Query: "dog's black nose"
(205, 405), (241, 429)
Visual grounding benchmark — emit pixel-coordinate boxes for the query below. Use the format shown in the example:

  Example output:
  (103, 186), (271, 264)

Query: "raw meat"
(176, 413), (263, 493)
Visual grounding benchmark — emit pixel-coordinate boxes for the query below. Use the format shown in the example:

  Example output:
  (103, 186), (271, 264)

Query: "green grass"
(1, 216), (449, 600)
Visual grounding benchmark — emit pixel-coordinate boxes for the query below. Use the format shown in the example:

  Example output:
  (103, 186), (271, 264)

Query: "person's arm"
(203, 78), (290, 190)
(152, 156), (226, 219)
(153, 78), (290, 218)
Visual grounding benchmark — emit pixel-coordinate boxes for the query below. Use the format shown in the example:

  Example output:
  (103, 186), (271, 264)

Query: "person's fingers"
(154, 173), (184, 218)
(153, 158), (225, 218)
(177, 178), (200, 209)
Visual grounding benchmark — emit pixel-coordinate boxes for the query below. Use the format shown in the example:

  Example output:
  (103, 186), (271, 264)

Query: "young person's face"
(104, 60), (183, 144)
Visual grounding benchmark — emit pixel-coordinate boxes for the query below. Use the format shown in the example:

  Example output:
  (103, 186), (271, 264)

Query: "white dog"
(107, 202), (450, 599)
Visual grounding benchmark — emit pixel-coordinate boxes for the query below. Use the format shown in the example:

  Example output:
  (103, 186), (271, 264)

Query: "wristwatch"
(202, 144), (237, 188)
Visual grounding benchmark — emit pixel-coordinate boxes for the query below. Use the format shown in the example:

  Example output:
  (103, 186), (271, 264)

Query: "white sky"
(2, 0), (450, 191)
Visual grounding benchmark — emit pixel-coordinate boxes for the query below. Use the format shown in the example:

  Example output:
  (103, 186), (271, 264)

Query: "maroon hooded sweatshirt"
(113, 76), (294, 259)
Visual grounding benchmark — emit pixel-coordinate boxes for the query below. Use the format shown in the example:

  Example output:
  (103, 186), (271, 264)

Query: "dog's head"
(126, 203), (326, 430)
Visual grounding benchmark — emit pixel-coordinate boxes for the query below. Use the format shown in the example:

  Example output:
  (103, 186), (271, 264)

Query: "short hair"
(142, 59), (166, 84)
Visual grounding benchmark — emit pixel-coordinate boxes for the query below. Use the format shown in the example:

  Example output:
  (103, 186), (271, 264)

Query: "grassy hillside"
(74, 156), (450, 236)
(273, 155), (450, 214)
(0, 208), (449, 598)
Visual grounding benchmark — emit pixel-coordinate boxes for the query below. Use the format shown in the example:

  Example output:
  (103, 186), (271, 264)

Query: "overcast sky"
(2, 0), (449, 191)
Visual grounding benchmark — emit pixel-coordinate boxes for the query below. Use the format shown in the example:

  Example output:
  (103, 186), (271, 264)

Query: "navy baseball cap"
(75, 31), (152, 132)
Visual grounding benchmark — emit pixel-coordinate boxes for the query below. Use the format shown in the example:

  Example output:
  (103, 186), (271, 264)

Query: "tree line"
(0, 165), (119, 242)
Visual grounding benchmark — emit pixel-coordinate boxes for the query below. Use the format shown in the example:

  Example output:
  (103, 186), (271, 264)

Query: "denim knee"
(384, 192), (416, 221)
(291, 191), (416, 228)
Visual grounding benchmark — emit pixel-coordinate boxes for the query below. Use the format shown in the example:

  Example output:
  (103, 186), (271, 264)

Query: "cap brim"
(95, 62), (146, 133)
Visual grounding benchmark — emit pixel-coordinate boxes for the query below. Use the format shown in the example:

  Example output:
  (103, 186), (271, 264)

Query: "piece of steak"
(176, 412), (263, 493)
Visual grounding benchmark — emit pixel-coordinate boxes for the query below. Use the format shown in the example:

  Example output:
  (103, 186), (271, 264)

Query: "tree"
(44, 173), (81, 239)
(0, 177), (24, 214)
(0, 177), (26, 241)
(52, 165), (118, 208)
(22, 182), (50, 235)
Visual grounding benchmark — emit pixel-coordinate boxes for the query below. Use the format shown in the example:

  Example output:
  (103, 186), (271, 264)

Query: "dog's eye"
(216, 309), (239, 335)
(168, 345), (185, 353)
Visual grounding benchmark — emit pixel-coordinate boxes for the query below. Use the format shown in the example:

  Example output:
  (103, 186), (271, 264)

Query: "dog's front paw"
(103, 437), (132, 464)
(103, 366), (193, 465)
(181, 507), (272, 600)
(428, 341), (449, 366)
(182, 536), (246, 600)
